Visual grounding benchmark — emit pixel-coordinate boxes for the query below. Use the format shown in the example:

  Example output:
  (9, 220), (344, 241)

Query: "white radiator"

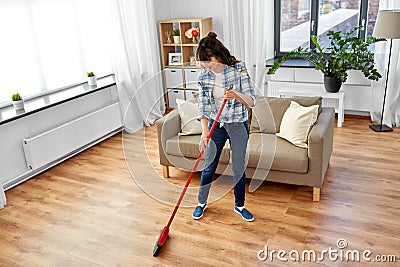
(22, 103), (122, 170)
(267, 81), (339, 109)
(267, 81), (372, 112)
(267, 81), (325, 97)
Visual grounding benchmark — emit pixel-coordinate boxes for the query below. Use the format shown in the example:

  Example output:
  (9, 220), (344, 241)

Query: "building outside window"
(276, 0), (380, 55)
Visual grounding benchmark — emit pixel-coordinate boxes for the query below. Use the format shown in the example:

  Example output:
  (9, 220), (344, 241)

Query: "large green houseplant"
(267, 27), (386, 92)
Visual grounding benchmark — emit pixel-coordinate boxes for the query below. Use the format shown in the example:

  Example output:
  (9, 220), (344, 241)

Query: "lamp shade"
(373, 10), (400, 39)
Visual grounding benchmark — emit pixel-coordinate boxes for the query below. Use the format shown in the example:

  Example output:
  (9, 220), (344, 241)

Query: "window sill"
(266, 58), (315, 68)
(0, 74), (116, 125)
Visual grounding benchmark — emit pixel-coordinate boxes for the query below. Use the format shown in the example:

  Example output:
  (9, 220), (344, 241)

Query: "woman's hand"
(199, 118), (210, 152)
(199, 132), (210, 152)
(224, 89), (237, 100)
(225, 89), (254, 107)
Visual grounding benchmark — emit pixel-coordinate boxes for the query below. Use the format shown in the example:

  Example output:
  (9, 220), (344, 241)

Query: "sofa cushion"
(250, 97), (289, 134)
(247, 133), (308, 173)
(165, 135), (231, 163)
(166, 132), (308, 174)
(176, 98), (203, 136)
(250, 96), (322, 134)
(276, 101), (319, 148)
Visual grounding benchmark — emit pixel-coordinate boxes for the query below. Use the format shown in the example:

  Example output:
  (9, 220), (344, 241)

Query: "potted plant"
(172, 29), (180, 44)
(87, 71), (97, 86)
(11, 93), (24, 110)
(267, 27), (386, 92)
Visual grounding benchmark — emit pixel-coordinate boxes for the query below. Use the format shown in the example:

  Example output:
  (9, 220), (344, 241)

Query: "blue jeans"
(198, 119), (249, 207)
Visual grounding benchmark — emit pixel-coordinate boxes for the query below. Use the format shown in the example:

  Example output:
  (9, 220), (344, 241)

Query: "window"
(274, 0), (381, 56)
(0, 0), (113, 105)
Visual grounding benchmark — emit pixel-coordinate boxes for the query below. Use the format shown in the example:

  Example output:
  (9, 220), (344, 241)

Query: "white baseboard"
(0, 184), (6, 209)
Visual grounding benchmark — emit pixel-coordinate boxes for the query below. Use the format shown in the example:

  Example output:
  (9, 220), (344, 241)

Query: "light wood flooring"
(0, 116), (399, 266)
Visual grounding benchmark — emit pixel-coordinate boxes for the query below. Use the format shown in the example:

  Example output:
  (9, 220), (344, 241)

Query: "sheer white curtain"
(371, 0), (400, 127)
(109, 0), (165, 133)
(0, 0), (113, 104)
(223, 0), (274, 95)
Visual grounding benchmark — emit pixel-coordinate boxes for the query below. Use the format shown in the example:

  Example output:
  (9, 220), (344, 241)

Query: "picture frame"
(189, 56), (196, 66)
(168, 53), (182, 66)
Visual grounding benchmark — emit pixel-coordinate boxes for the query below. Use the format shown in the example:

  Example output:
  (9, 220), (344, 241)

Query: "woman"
(193, 32), (256, 222)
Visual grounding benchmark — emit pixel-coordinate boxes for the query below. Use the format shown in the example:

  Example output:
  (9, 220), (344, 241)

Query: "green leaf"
(311, 36), (324, 54)
(267, 26), (384, 84)
(11, 93), (22, 101)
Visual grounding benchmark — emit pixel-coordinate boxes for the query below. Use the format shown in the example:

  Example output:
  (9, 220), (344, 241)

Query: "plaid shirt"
(198, 61), (256, 123)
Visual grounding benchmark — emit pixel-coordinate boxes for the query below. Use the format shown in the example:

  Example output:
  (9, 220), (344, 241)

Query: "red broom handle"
(166, 98), (228, 228)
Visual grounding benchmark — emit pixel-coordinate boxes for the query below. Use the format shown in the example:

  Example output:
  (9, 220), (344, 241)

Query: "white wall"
(154, 0), (172, 21)
(155, 0), (225, 41)
(0, 86), (121, 189)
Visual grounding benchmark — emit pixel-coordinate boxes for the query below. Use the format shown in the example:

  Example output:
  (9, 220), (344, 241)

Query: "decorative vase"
(87, 76), (97, 86)
(165, 31), (172, 44)
(192, 36), (198, 44)
(324, 76), (342, 93)
(173, 36), (180, 44)
(12, 100), (24, 110)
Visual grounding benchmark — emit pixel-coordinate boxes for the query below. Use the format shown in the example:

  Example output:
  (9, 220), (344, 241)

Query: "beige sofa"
(156, 96), (335, 201)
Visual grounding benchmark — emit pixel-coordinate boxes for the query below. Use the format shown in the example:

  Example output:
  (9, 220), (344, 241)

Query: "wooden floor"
(1, 116), (400, 266)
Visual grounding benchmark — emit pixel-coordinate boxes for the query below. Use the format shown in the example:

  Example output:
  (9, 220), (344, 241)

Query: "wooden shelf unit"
(158, 18), (213, 108)
(159, 18), (212, 68)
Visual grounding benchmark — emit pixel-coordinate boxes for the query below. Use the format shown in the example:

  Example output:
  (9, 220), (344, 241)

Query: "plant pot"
(173, 36), (181, 44)
(12, 100), (24, 110)
(87, 76), (97, 86)
(324, 76), (342, 93)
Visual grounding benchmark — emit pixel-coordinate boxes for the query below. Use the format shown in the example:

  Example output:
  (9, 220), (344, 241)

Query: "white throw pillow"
(176, 98), (202, 136)
(276, 101), (319, 148)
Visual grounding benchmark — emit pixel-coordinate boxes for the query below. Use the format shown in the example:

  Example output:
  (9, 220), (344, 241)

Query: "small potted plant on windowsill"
(267, 27), (386, 93)
(87, 71), (97, 86)
(172, 29), (180, 44)
(11, 92), (24, 110)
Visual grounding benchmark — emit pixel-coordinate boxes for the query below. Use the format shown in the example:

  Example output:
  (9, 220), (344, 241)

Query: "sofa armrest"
(308, 107), (335, 143)
(307, 107), (335, 187)
(156, 109), (181, 166)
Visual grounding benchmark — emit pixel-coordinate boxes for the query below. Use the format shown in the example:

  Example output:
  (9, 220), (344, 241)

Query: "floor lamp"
(370, 10), (400, 132)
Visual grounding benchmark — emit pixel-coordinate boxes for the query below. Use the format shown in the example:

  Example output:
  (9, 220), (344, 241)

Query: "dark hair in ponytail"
(196, 32), (240, 66)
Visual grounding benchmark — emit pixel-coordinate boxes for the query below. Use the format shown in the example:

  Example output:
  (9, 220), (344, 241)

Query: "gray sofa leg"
(313, 187), (320, 201)
(162, 165), (170, 178)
